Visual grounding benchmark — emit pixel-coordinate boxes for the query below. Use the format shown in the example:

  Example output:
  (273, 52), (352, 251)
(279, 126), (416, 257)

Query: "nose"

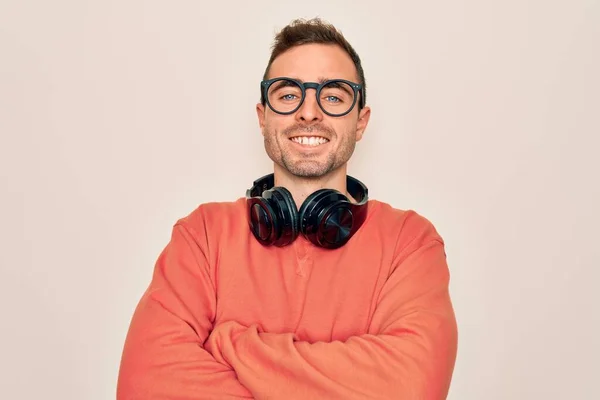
(296, 89), (323, 123)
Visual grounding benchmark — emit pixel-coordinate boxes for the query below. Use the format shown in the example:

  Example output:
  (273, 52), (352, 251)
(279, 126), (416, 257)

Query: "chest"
(212, 236), (392, 343)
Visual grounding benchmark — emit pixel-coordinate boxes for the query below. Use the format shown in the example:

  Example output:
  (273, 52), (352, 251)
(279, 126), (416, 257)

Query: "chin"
(283, 160), (336, 178)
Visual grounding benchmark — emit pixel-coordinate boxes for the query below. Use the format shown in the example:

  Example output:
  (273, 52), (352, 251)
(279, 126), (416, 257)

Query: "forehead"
(268, 43), (358, 82)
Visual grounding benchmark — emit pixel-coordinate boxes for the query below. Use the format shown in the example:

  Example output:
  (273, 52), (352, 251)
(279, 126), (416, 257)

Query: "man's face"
(256, 43), (371, 178)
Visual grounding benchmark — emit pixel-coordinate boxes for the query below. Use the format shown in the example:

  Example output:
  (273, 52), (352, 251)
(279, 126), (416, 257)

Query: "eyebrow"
(323, 80), (354, 97)
(270, 79), (299, 91)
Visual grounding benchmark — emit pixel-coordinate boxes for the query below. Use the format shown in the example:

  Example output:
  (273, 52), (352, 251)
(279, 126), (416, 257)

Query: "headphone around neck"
(246, 173), (369, 249)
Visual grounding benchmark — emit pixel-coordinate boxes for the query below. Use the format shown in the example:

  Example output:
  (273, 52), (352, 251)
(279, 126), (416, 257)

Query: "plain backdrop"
(1, 0), (599, 399)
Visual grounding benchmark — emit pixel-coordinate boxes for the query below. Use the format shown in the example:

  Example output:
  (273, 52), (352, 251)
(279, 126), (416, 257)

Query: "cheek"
(264, 115), (293, 136)
(263, 113), (279, 129)
(330, 119), (356, 140)
(262, 119), (285, 145)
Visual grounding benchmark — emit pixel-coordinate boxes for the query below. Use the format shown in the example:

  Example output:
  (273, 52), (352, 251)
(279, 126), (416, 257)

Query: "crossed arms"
(117, 217), (458, 399)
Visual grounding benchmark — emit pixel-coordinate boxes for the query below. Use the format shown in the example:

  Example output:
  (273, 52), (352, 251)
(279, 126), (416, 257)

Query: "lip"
(288, 134), (329, 140)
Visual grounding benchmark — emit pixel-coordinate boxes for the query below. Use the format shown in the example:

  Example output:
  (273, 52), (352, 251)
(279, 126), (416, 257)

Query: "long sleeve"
(206, 234), (458, 400)
(117, 221), (253, 399)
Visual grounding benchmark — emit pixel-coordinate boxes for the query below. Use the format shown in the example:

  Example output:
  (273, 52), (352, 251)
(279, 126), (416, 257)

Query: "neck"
(272, 163), (355, 209)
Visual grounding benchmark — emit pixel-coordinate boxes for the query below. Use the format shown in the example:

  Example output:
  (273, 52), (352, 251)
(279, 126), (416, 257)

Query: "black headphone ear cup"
(298, 189), (354, 249)
(271, 186), (299, 240)
(298, 188), (343, 227)
(247, 197), (278, 245)
(262, 187), (298, 247)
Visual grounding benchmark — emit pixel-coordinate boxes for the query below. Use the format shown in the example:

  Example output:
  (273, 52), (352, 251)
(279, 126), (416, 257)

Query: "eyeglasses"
(260, 77), (364, 117)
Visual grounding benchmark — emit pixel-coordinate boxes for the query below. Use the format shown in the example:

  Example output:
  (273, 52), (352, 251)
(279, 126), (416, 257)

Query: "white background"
(1, 0), (599, 399)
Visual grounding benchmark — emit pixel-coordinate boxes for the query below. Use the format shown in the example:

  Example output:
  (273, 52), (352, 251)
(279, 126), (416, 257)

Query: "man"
(117, 17), (458, 400)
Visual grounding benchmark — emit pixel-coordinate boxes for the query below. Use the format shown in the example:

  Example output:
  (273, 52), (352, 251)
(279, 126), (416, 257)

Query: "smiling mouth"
(290, 136), (330, 146)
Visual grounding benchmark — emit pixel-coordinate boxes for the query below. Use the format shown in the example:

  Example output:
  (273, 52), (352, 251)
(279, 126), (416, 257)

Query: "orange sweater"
(117, 198), (458, 399)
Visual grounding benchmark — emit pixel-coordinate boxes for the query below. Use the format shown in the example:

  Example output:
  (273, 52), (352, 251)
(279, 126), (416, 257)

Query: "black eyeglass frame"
(260, 77), (365, 117)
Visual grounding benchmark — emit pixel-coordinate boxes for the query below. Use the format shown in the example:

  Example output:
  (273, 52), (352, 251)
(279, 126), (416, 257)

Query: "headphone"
(246, 173), (369, 249)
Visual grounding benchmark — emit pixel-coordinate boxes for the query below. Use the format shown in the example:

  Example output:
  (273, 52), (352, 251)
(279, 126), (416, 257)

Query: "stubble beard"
(262, 122), (357, 178)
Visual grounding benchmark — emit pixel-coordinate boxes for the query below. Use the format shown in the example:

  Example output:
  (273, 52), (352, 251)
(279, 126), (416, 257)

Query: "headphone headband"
(246, 173), (369, 204)
(246, 173), (369, 249)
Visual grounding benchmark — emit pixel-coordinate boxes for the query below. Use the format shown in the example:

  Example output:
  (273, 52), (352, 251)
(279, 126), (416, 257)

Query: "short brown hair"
(262, 17), (367, 107)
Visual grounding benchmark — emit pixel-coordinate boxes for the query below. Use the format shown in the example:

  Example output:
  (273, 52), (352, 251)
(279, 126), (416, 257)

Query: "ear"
(355, 105), (371, 141)
(256, 102), (266, 131)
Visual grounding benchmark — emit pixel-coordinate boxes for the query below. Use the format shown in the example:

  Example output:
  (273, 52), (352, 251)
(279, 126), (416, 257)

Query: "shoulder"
(172, 197), (248, 242)
(367, 199), (445, 254)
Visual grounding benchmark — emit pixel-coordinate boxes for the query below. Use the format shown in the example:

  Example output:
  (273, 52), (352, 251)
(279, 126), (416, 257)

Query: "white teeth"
(290, 136), (329, 146)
